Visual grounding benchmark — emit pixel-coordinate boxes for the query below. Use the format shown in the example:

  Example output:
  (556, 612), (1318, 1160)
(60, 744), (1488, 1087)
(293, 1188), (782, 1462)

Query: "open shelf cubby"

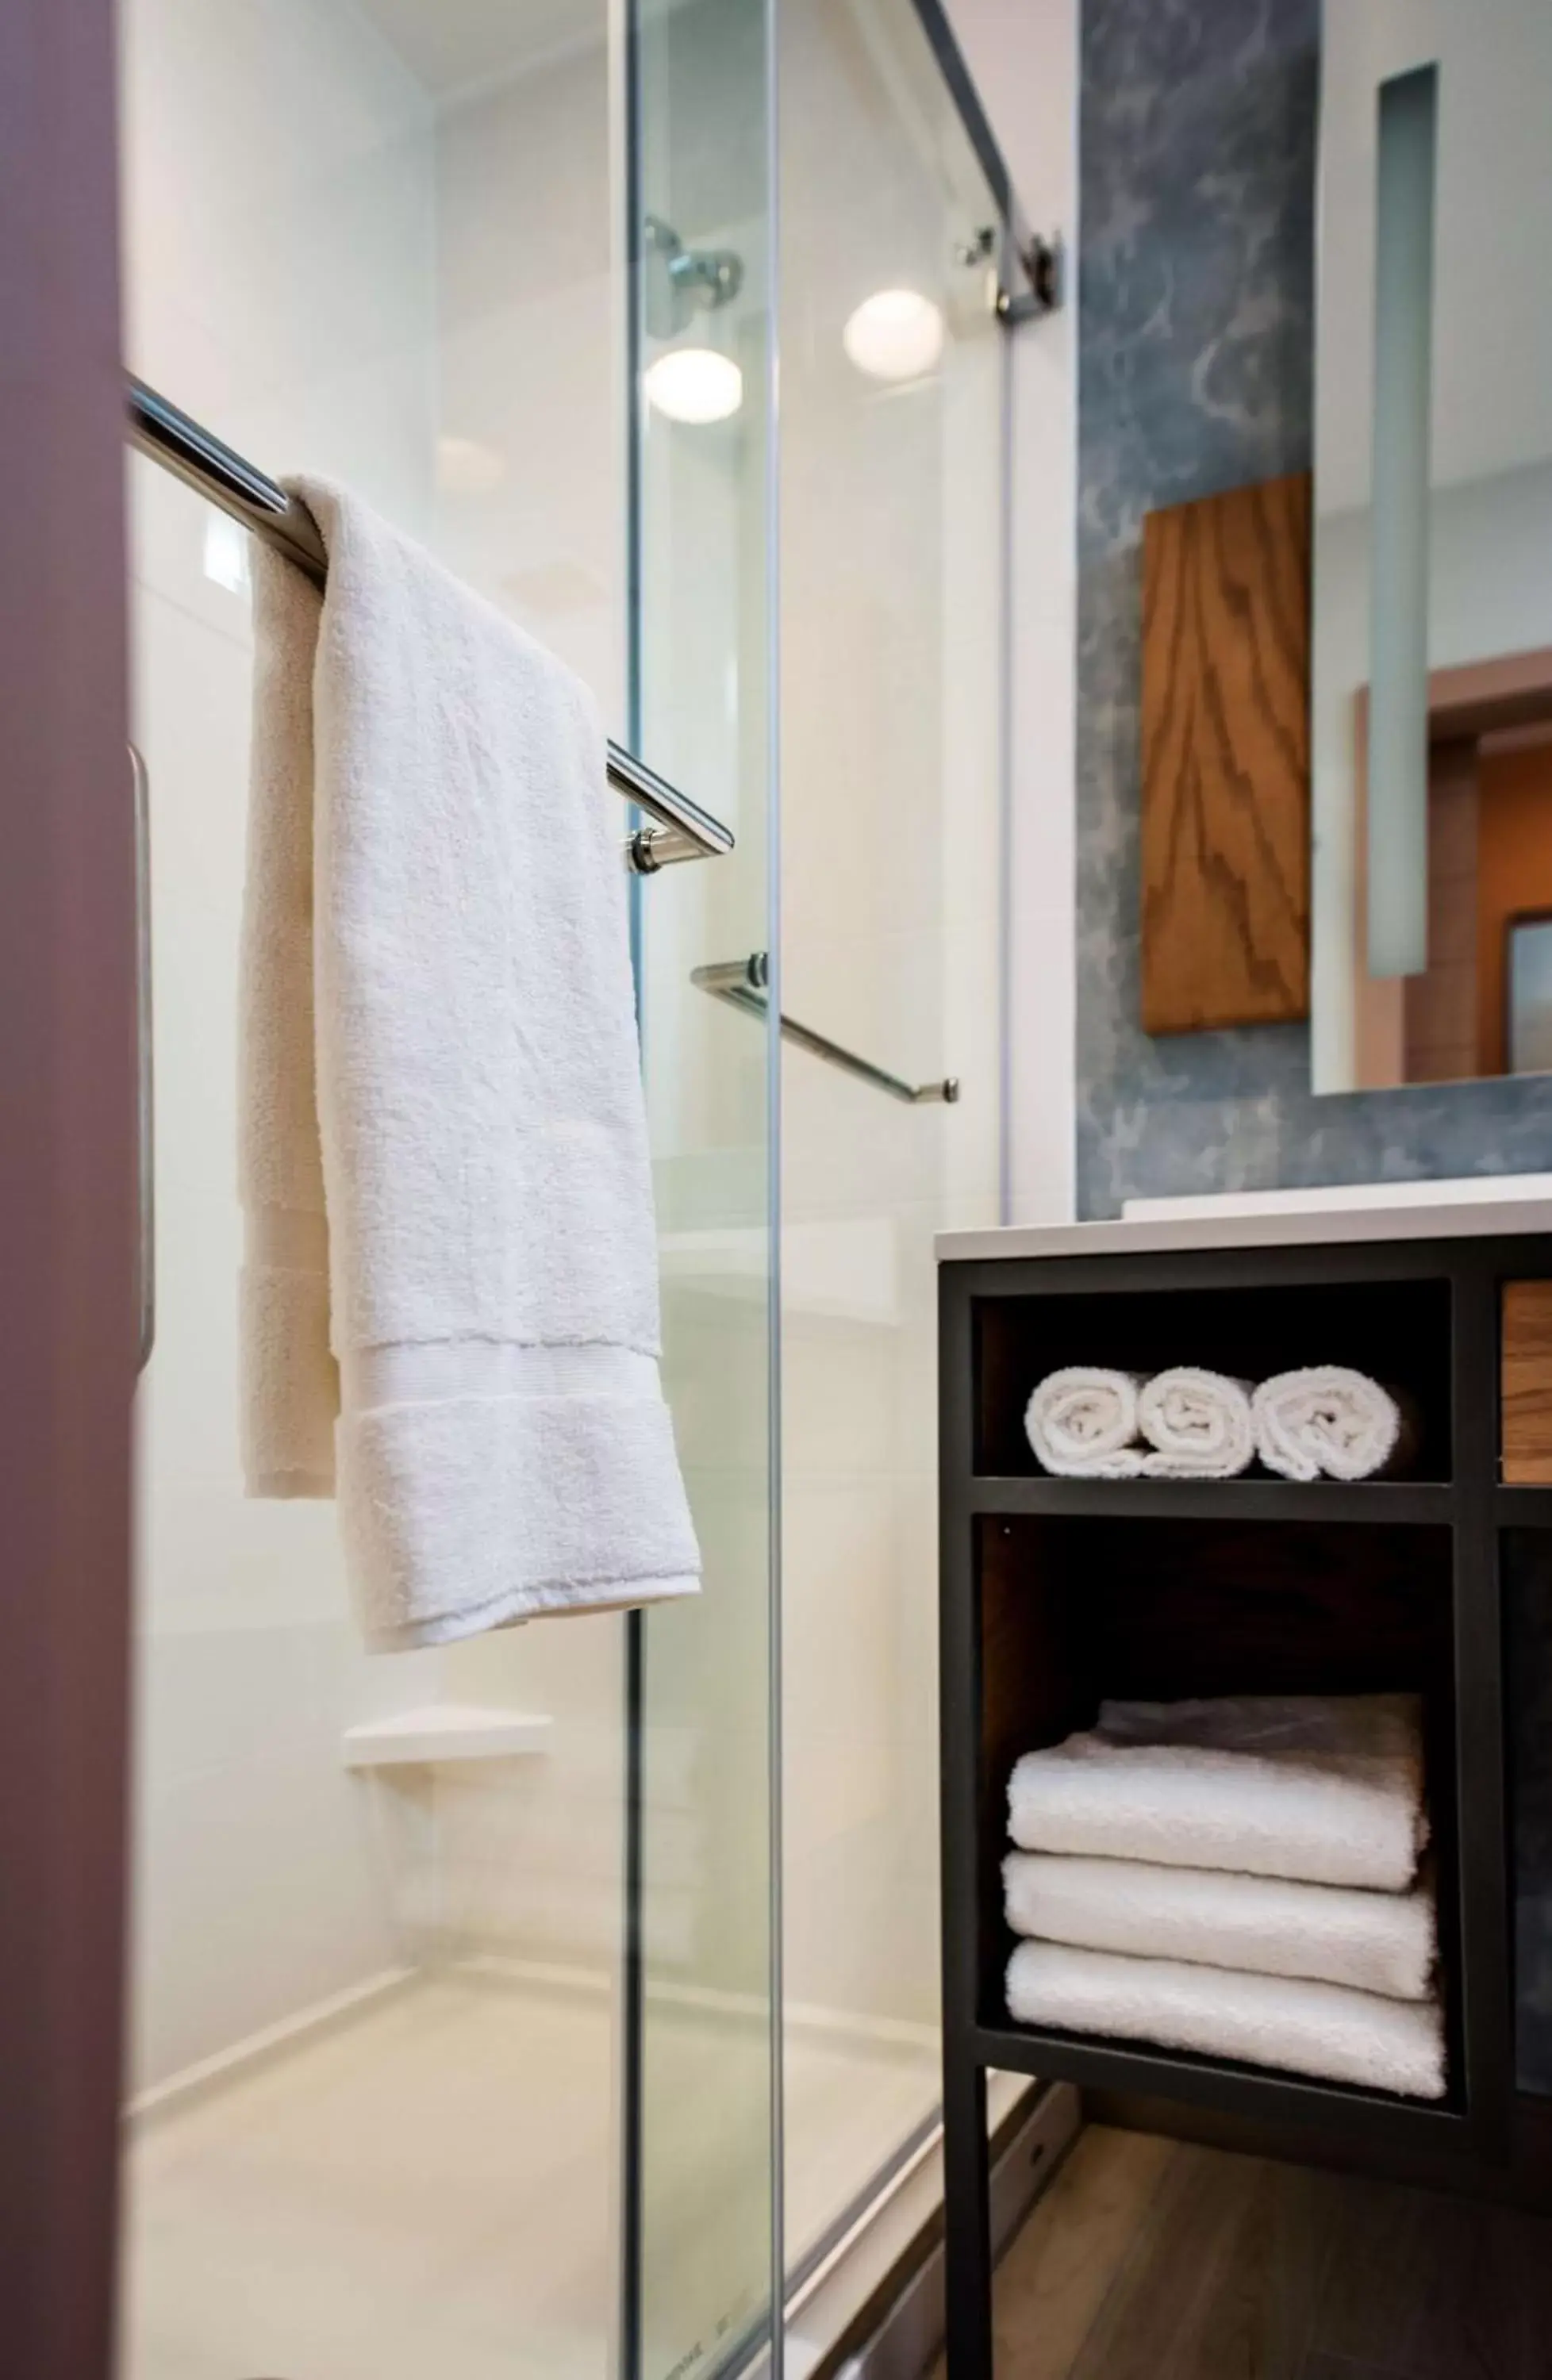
(976, 1273), (1454, 1480)
(974, 1511), (1464, 2116)
(939, 1229), (1552, 2374)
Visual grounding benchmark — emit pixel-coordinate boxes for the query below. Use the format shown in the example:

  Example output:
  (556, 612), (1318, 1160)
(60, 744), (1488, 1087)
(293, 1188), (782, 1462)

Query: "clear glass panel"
(776, 0), (1007, 2278)
(117, 5), (642, 2375)
(631, 0), (781, 2371)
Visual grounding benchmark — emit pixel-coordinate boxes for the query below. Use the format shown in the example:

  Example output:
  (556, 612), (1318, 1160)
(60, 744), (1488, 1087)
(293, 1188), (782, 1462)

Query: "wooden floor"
(930, 2125), (1552, 2380)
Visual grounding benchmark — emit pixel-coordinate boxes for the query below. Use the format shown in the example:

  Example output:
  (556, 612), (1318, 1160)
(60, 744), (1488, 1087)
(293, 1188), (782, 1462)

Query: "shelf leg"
(943, 2051), (993, 2375)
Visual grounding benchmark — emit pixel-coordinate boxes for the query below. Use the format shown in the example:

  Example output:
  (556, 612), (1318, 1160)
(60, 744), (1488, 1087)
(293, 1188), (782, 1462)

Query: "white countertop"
(936, 1174), (1552, 1263)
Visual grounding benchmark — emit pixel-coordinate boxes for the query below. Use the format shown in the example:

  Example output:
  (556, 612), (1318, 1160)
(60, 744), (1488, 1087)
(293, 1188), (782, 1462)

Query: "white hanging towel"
(1136, 1367), (1255, 1477)
(1005, 1940), (1446, 2100)
(239, 480), (701, 1649)
(1003, 1852), (1437, 2001)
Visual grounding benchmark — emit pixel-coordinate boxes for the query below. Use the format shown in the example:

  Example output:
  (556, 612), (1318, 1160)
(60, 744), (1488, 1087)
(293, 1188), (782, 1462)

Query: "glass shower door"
(631, 0), (782, 2374)
(776, 0), (1010, 2290)
(115, 1), (779, 2374)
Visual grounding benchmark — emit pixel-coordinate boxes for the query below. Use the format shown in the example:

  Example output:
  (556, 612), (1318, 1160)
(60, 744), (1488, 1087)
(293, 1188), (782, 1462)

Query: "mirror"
(1310, 0), (1552, 1093)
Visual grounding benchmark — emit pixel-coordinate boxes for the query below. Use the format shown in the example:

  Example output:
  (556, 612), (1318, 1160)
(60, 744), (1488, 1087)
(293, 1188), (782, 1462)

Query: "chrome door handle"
(692, 954), (960, 1105)
(130, 744), (155, 1373)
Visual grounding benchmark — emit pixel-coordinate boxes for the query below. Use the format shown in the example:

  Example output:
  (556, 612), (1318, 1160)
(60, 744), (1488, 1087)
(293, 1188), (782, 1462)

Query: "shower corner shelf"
(341, 1704), (553, 1768)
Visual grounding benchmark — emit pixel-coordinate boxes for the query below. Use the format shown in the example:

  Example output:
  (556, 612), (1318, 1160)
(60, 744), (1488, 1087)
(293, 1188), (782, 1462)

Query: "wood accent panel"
(0, 2), (135, 2374)
(1140, 471), (1312, 1032)
(1502, 1281), (1552, 1483)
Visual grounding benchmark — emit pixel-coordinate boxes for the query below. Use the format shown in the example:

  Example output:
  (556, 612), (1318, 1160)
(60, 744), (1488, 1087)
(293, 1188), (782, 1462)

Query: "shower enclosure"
(111, 0), (1036, 2373)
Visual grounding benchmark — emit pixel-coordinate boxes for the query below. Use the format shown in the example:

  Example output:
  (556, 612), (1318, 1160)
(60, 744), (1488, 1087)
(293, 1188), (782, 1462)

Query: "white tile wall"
(124, 0), (631, 2090)
(941, 0), (1078, 1226)
(776, 0), (1008, 2046)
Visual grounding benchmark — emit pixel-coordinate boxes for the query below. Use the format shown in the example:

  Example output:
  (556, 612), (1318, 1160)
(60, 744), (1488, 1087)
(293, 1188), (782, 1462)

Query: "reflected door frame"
(0, 2), (136, 2375)
(1353, 647), (1552, 1088)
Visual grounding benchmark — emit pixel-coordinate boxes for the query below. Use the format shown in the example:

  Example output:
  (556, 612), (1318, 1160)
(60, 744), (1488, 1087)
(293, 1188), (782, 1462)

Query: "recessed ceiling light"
(644, 347), (743, 424)
(842, 288), (945, 383)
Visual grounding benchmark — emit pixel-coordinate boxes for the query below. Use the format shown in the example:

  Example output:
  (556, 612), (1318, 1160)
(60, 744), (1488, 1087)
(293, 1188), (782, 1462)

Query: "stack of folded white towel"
(1024, 1366), (1411, 1482)
(1003, 1693), (1446, 2099)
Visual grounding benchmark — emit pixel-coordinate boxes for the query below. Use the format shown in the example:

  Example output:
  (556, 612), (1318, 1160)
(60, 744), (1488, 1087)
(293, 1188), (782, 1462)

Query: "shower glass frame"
(624, 0), (783, 2369)
(622, 0), (1030, 2370)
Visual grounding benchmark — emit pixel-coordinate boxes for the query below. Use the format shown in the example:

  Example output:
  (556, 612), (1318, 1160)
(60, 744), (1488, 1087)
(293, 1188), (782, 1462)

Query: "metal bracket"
(997, 232), (1061, 327)
(643, 214), (743, 338)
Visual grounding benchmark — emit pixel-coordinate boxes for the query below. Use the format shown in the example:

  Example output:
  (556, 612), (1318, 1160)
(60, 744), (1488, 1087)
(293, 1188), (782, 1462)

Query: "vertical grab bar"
(130, 745), (156, 1374)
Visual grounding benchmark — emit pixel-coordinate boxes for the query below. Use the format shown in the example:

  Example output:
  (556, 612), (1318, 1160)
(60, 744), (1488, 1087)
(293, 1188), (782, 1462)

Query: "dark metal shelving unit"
(970, 1476), (1458, 1525)
(936, 1231), (1552, 2376)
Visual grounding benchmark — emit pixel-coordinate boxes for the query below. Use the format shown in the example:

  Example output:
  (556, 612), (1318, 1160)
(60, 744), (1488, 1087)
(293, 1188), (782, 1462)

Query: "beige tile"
(121, 1974), (616, 2380)
(122, 1971), (945, 2380)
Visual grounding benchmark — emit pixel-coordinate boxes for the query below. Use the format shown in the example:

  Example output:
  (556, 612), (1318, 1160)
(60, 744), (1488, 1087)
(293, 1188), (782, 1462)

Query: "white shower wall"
(123, 0), (632, 2090)
(124, 0), (438, 2089)
(423, 27), (636, 1982)
(776, 0), (1003, 2067)
(122, 3), (1025, 2346)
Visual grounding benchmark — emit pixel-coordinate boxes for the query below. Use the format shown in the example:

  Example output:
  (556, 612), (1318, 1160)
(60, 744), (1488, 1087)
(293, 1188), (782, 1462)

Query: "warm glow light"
(202, 512), (250, 594)
(643, 347), (743, 424)
(842, 288), (945, 383)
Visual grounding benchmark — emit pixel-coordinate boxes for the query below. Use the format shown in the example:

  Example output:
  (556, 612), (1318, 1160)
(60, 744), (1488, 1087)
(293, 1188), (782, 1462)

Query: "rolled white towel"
(1007, 1695), (1428, 1891)
(1005, 1940), (1446, 2100)
(1003, 1852), (1437, 2001)
(1024, 1368), (1144, 1478)
(1136, 1368), (1254, 1478)
(1252, 1366), (1409, 1483)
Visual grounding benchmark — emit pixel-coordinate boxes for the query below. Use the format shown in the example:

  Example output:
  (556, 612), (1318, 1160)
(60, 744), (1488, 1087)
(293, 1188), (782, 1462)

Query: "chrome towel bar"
(692, 954), (959, 1106)
(125, 377), (734, 874)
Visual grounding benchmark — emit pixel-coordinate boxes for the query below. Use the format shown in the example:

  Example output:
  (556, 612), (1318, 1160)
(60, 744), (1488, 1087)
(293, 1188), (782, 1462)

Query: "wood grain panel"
(1141, 471), (1312, 1032)
(1502, 1280), (1552, 1483)
(947, 2131), (1552, 2380)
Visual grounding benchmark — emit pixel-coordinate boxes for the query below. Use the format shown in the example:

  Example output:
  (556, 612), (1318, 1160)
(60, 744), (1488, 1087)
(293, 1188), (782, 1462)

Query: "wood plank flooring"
(930, 2126), (1552, 2380)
